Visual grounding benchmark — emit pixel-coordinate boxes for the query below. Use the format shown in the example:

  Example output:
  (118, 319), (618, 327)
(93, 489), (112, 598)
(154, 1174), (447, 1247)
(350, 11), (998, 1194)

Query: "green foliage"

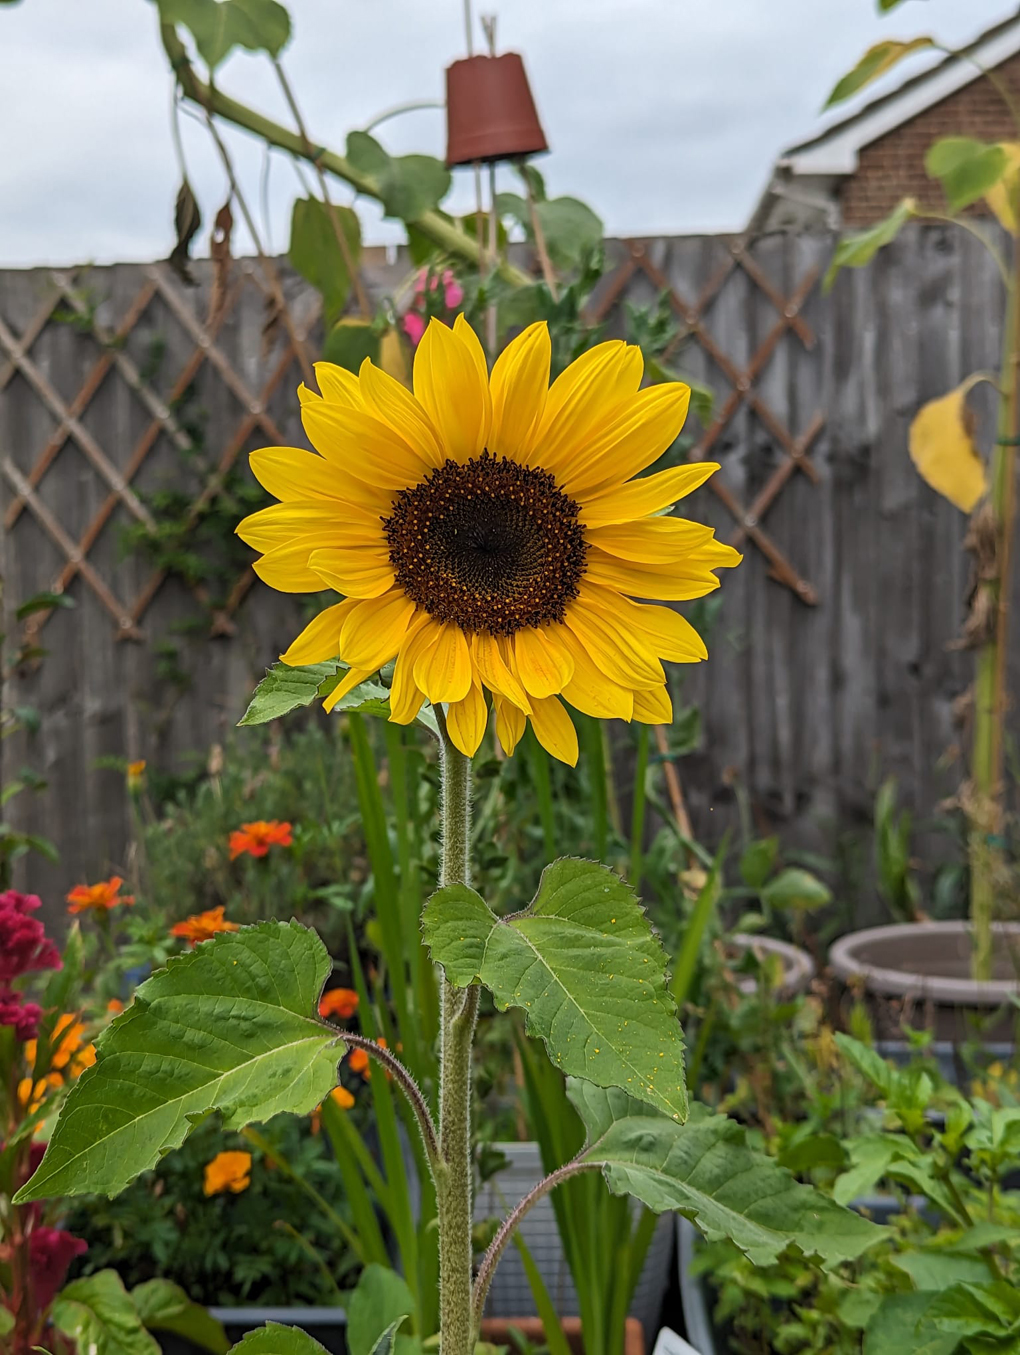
(874, 776), (922, 922)
(824, 198), (916, 291)
(762, 867), (833, 913)
(50, 1270), (160, 1355)
(288, 197), (362, 327)
(67, 1114), (357, 1306)
(239, 661), (348, 724)
(129, 1279), (229, 1352)
(346, 1265), (416, 1355)
(572, 1083), (883, 1267)
(346, 132), (451, 223)
(926, 138), (1009, 213)
(226, 1323), (330, 1355)
(322, 317), (382, 372)
(825, 37), (935, 108)
(424, 857), (688, 1121)
(158, 0), (291, 69)
(17, 923), (343, 1202)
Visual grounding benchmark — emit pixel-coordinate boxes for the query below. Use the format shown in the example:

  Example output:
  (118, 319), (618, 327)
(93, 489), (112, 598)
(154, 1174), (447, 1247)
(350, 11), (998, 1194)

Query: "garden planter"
(156, 1307), (346, 1355)
(829, 922), (1020, 1043)
(481, 1315), (645, 1355)
(728, 934), (815, 1000)
(475, 1141), (673, 1337)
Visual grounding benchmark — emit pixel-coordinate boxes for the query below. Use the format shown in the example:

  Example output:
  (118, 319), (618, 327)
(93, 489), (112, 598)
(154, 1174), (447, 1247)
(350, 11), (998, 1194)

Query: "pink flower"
(28, 1227), (87, 1309)
(0, 892), (61, 984)
(442, 270), (464, 309)
(0, 992), (43, 1041)
(401, 311), (426, 347)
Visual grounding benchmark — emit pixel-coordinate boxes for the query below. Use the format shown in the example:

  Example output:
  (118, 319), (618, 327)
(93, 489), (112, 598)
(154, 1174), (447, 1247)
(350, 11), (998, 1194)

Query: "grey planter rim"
(829, 921), (1020, 1006)
(208, 1307), (346, 1325)
(729, 933), (815, 998)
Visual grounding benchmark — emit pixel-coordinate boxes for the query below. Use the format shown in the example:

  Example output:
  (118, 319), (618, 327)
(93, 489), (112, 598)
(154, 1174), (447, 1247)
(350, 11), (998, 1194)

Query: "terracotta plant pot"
(445, 52), (548, 167)
(481, 1316), (645, 1355)
(829, 921), (1020, 1042)
(727, 933), (816, 1001)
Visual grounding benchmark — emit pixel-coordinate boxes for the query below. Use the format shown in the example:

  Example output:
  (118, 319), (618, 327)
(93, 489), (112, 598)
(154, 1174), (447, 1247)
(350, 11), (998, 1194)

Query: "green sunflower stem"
(436, 712), (480, 1355)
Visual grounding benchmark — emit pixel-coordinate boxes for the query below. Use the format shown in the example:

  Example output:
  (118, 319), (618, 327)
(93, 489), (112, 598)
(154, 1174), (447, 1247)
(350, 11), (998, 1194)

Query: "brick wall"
(840, 52), (1020, 226)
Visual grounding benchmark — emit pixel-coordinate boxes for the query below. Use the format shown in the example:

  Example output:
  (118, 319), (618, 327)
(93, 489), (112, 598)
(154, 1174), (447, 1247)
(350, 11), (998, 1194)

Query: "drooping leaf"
(346, 131), (391, 178)
(230, 0), (290, 55)
(15, 589), (75, 621)
(908, 380), (988, 513)
(824, 198), (915, 291)
(15, 923), (343, 1202)
(344, 132), (451, 222)
(570, 1084), (885, 1267)
(346, 1265), (416, 1355)
(322, 318), (381, 373)
(825, 38), (935, 107)
(131, 1280), (229, 1354)
(926, 137), (1009, 213)
(864, 1293), (957, 1355)
(51, 1271), (160, 1355)
(169, 178), (202, 285)
(985, 142), (1020, 233)
(239, 661), (341, 725)
(158, 0), (289, 68)
(761, 867), (832, 912)
(288, 197), (362, 327)
(225, 1323), (331, 1355)
(424, 858), (688, 1121)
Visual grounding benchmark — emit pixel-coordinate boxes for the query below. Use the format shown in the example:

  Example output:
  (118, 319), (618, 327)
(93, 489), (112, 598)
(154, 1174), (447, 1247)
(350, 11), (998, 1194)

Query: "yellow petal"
(314, 362), (362, 407)
(585, 589), (707, 662)
(359, 359), (445, 468)
(413, 621), (472, 703)
(494, 693), (526, 756)
(579, 463), (720, 527)
(249, 447), (390, 510)
(253, 541), (331, 592)
(584, 548), (732, 600)
(446, 681), (488, 756)
(302, 400), (432, 491)
(565, 593), (664, 688)
(585, 516), (716, 564)
(557, 627), (634, 720)
(413, 319), (491, 463)
(453, 315), (490, 389)
(280, 599), (359, 665)
(528, 696), (578, 766)
(489, 322), (550, 461)
(389, 616), (434, 725)
(237, 500), (380, 552)
(525, 342), (642, 475)
(560, 383), (691, 497)
(309, 547), (396, 599)
(632, 684), (673, 724)
(986, 142), (1020, 233)
(340, 591), (416, 671)
(512, 626), (575, 699)
(323, 665), (374, 713)
(908, 380), (988, 513)
(472, 632), (531, 712)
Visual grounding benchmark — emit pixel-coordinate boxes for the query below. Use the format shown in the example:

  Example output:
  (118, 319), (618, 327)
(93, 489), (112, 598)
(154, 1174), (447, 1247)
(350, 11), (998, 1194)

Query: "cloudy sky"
(0, 0), (1014, 267)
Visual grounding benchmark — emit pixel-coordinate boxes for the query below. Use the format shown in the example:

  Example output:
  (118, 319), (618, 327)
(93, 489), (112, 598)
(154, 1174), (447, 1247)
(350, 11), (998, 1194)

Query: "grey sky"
(0, 0), (1013, 267)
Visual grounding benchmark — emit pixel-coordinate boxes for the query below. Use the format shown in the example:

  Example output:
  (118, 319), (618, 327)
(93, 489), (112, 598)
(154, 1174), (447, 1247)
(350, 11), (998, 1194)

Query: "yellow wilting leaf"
(908, 379), (988, 513)
(986, 142), (1020, 233)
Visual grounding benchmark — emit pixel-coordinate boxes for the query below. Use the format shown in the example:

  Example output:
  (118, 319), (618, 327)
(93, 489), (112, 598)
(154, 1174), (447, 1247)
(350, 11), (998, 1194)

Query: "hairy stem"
(341, 1031), (440, 1170)
(436, 715), (479, 1355)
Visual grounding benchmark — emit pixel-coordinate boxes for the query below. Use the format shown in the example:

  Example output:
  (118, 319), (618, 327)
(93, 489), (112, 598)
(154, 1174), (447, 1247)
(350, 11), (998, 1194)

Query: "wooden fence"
(1, 226), (1014, 923)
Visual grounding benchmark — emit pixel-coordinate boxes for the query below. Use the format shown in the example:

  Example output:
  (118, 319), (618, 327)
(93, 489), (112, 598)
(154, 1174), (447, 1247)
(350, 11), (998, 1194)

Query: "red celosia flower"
(228, 820), (293, 861)
(0, 891), (61, 984)
(319, 988), (359, 1021)
(28, 1226), (88, 1309)
(170, 906), (240, 946)
(0, 992), (43, 1041)
(66, 876), (134, 915)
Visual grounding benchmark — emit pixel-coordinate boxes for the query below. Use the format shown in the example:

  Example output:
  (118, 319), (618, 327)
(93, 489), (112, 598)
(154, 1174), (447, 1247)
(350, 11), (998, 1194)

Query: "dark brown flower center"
(382, 452), (587, 636)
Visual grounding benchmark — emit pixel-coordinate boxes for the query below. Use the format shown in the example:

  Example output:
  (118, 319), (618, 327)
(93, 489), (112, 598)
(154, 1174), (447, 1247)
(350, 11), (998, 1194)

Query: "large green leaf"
(158, 0), (290, 69)
(238, 661), (389, 725)
(825, 37), (934, 107)
(930, 1283), (1020, 1343)
(346, 1265), (416, 1355)
(864, 1293), (958, 1355)
(15, 923), (342, 1202)
(423, 858), (688, 1122)
(51, 1271), (160, 1355)
(131, 1280), (228, 1354)
(288, 197), (362, 327)
(323, 318), (382, 373)
(226, 1324), (330, 1355)
(533, 197), (603, 270)
(925, 137), (1009, 212)
(824, 198), (915, 291)
(571, 1084), (885, 1268)
(345, 132), (450, 223)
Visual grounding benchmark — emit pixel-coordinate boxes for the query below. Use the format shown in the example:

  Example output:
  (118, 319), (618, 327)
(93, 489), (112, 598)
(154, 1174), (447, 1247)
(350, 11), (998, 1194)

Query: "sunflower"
(238, 318), (740, 765)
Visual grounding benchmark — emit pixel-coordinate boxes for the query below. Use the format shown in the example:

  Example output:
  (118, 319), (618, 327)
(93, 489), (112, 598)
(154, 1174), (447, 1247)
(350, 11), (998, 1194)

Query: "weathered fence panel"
(1, 227), (1014, 924)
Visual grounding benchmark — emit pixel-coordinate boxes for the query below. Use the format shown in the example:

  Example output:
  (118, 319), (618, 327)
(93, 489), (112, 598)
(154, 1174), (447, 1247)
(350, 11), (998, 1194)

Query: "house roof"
(749, 6), (1020, 233)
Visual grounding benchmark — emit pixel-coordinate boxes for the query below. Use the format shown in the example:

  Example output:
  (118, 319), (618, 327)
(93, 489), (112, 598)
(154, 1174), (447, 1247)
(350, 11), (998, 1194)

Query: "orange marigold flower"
(203, 1150), (252, 1196)
(171, 906), (240, 946)
(348, 1037), (388, 1081)
(228, 820), (293, 861)
(66, 876), (134, 915)
(309, 1083), (355, 1134)
(319, 988), (359, 1021)
(126, 760), (147, 790)
(107, 999), (124, 1014)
